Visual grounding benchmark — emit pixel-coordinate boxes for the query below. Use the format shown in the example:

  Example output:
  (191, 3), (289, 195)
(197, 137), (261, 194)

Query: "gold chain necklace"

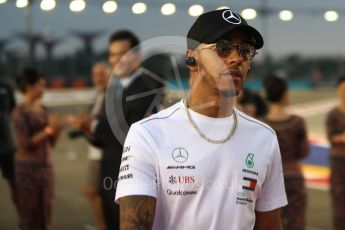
(184, 99), (237, 144)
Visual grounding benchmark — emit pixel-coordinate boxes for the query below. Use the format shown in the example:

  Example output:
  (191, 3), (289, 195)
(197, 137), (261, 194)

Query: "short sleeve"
(115, 123), (157, 203)
(12, 107), (32, 150)
(255, 138), (288, 212)
(296, 117), (307, 141)
(326, 110), (337, 143)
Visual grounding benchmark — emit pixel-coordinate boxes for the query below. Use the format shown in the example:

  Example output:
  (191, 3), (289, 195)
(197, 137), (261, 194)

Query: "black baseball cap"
(187, 9), (264, 50)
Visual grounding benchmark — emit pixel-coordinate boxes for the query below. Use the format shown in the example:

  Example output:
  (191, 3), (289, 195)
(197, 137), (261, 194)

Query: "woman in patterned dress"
(13, 68), (63, 230)
(326, 76), (345, 230)
(261, 75), (309, 230)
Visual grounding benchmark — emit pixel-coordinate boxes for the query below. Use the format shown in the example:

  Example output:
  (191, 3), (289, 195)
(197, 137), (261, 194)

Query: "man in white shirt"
(115, 9), (287, 230)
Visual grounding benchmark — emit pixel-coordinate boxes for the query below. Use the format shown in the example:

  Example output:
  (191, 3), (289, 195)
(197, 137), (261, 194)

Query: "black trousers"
(101, 188), (120, 230)
(100, 158), (120, 230)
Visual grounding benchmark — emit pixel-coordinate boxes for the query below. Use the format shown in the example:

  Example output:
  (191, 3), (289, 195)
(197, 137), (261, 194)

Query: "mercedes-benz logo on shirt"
(172, 147), (189, 163)
(222, 10), (241, 24)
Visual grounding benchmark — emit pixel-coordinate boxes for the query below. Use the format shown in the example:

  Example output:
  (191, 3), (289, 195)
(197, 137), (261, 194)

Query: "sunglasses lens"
(216, 40), (232, 57)
(215, 40), (256, 60)
(239, 44), (256, 60)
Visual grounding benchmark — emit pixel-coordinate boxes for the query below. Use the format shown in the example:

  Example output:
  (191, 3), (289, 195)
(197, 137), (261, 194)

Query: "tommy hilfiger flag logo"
(242, 177), (257, 191)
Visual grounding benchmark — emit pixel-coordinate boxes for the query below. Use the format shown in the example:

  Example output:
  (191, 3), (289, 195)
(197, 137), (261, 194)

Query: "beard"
(197, 68), (242, 98)
(219, 88), (237, 97)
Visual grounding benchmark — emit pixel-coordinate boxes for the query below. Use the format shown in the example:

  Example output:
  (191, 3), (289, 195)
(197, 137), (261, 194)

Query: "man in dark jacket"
(88, 30), (159, 230)
(0, 80), (20, 220)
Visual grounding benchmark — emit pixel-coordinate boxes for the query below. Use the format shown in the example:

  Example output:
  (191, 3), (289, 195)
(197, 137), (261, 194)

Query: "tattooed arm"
(120, 195), (156, 230)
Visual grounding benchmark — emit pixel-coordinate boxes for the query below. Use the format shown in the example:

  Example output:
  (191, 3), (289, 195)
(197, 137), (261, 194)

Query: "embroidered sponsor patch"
(242, 177), (257, 191)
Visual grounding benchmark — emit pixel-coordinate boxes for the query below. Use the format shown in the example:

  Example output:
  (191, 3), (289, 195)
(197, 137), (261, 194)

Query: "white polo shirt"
(115, 100), (287, 230)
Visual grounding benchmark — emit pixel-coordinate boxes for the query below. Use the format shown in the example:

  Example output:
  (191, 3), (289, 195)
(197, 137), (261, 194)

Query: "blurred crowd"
(1, 29), (345, 230)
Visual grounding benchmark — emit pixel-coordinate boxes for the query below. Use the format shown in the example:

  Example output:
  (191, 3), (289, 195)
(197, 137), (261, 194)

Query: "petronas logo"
(246, 153), (254, 168)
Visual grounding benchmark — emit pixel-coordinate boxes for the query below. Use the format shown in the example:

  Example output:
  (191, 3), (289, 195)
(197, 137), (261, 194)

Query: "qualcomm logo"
(166, 189), (197, 196)
(172, 147), (189, 163)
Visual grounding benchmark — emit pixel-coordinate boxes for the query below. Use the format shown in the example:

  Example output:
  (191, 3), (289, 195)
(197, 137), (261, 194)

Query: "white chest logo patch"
(222, 10), (241, 24)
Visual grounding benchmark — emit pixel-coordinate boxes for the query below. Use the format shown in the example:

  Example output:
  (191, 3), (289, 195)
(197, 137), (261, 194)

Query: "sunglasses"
(195, 40), (257, 61)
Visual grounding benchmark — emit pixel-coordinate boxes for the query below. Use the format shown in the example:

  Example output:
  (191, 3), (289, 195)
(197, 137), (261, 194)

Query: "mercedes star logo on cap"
(172, 147), (189, 163)
(222, 10), (241, 24)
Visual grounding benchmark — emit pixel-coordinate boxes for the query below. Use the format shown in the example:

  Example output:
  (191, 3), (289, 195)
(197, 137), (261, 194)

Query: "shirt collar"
(119, 70), (141, 88)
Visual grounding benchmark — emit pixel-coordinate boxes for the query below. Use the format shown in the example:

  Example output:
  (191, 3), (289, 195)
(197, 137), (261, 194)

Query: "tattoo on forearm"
(120, 196), (156, 230)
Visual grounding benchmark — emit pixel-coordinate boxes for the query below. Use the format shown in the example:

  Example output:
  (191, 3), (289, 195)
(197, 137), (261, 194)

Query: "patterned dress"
(326, 107), (345, 230)
(261, 115), (309, 230)
(12, 105), (54, 230)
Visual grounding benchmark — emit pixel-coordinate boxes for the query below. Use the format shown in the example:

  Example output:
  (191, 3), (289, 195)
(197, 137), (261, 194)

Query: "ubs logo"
(222, 10), (241, 24)
(169, 175), (195, 184)
(172, 147), (189, 163)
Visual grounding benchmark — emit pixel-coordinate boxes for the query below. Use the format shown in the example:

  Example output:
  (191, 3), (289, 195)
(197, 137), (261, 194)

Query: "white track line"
(288, 98), (337, 118)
